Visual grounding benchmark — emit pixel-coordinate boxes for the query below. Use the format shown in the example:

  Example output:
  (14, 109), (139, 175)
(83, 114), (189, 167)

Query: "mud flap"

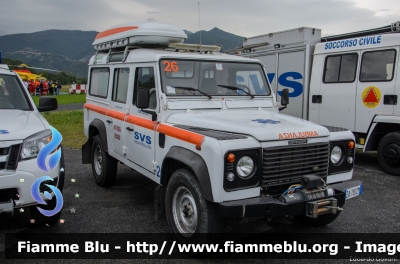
(82, 140), (91, 164)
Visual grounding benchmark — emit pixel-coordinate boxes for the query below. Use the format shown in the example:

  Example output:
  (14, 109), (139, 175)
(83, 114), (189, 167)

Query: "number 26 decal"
(163, 61), (179, 72)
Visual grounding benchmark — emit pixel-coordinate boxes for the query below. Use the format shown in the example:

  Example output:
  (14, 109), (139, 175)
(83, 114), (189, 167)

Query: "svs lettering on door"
(267, 72), (303, 98)
(134, 132), (152, 144)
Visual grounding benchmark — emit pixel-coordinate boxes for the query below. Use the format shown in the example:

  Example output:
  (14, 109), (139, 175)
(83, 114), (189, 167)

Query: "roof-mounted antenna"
(198, 2), (202, 52)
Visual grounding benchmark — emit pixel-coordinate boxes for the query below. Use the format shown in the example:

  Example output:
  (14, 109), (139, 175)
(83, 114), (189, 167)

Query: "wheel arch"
(160, 146), (214, 202)
(365, 122), (400, 151)
(88, 118), (109, 153)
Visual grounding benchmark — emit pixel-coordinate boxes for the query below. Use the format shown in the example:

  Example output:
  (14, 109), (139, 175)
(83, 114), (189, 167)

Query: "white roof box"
(92, 21), (187, 51)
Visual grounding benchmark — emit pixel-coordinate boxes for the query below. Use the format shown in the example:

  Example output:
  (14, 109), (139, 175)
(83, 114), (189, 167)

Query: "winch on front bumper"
(218, 178), (362, 219)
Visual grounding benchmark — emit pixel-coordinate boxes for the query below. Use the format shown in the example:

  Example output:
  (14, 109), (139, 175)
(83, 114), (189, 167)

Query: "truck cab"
(82, 21), (362, 242)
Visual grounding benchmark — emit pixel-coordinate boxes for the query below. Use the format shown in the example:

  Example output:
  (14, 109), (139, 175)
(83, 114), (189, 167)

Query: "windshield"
(0, 74), (31, 110)
(159, 60), (271, 97)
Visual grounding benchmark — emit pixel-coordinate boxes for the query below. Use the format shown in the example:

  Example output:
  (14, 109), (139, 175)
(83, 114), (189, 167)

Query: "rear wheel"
(91, 135), (117, 186)
(377, 132), (400, 176)
(165, 168), (224, 243)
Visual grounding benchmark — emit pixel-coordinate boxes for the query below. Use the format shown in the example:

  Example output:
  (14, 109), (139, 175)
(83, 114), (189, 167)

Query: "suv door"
(108, 67), (131, 157)
(126, 65), (157, 173)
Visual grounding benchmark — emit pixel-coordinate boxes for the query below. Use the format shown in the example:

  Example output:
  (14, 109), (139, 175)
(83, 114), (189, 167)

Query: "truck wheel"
(294, 211), (341, 227)
(91, 135), (117, 186)
(29, 198), (62, 226)
(165, 168), (224, 243)
(377, 132), (400, 176)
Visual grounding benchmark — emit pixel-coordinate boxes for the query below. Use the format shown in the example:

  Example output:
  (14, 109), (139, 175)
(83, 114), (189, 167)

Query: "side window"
(89, 68), (109, 98)
(360, 49), (396, 82)
(133, 67), (156, 109)
(323, 53), (358, 83)
(112, 68), (129, 103)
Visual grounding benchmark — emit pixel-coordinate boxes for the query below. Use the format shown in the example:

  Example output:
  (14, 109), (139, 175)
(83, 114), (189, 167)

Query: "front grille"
(6, 144), (21, 170)
(0, 144), (21, 171)
(262, 142), (329, 187)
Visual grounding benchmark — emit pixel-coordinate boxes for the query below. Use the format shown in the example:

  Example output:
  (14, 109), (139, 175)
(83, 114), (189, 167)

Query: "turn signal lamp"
(227, 153), (235, 163)
(348, 141), (355, 149)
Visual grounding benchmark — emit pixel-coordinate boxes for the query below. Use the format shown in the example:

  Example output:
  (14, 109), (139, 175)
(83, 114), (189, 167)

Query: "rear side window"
(89, 68), (109, 98)
(112, 68), (129, 103)
(323, 53), (358, 83)
(360, 49), (396, 82)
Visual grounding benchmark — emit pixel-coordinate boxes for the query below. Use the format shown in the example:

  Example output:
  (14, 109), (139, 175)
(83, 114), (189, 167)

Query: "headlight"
(236, 156), (254, 178)
(330, 146), (343, 165)
(20, 130), (52, 160)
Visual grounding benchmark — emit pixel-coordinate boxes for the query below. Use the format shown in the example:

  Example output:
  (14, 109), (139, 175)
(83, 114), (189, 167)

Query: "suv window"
(133, 67), (156, 109)
(89, 68), (109, 98)
(160, 60), (270, 96)
(112, 68), (129, 103)
(0, 74), (31, 110)
(323, 53), (358, 83)
(360, 49), (396, 82)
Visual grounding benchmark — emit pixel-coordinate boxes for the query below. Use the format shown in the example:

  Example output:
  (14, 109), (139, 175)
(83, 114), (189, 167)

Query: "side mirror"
(136, 88), (150, 109)
(37, 97), (58, 112)
(279, 88), (289, 111)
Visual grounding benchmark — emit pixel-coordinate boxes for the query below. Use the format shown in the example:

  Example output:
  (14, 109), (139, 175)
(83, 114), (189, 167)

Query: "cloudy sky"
(0, 0), (399, 37)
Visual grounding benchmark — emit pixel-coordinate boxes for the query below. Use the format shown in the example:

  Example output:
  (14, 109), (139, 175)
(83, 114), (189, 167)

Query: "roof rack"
(168, 43), (222, 53)
(321, 21), (400, 42)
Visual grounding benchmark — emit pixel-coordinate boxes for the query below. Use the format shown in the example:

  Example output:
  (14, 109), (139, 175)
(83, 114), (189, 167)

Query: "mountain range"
(0, 28), (243, 77)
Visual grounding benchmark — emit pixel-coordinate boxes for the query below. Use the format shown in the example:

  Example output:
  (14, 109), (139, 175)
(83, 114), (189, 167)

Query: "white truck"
(231, 22), (400, 176)
(82, 21), (363, 242)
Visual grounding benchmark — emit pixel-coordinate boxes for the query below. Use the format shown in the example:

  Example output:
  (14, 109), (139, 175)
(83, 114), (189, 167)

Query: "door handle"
(312, 95), (322, 104)
(106, 120), (112, 124)
(126, 127), (134, 132)
(383, 95), (397, 105)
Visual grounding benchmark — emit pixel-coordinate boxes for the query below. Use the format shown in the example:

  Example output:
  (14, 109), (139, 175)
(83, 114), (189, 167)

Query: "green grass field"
(31, 93), (86, 106)
(41, 110), (85, 149)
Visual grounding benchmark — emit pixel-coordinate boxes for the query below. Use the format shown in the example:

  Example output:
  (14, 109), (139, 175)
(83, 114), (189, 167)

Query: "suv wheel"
(165, 168), (224, 243)
(91, 135), (117, 186)
(377, 132), (400, 176)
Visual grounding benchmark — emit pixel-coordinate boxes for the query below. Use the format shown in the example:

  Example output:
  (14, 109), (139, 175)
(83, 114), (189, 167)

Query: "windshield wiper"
(168, 86), (212, 99)
(217, 85), (255, 99)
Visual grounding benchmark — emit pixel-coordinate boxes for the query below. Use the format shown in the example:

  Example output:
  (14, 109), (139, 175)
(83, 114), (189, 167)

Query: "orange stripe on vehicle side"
(126, 115), (157, 130)
(84, 103), (108, 116)
(157, 124), (205, 146)
(95, 26), (138, 39)
(85, 103), (204, 146)
(107, 109), (126, 121)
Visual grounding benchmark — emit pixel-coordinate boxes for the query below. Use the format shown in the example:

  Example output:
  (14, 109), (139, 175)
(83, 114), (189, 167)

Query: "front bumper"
(0, 146), (65, 213)
(218, 179), (362, 218)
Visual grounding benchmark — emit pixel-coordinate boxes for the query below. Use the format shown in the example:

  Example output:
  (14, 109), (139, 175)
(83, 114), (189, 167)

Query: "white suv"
(0, 65), (64, 225)
(82, 22), (363, 242)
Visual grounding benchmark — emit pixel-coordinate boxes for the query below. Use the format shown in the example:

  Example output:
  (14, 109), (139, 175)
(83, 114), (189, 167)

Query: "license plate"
(345, 185), (363, 200)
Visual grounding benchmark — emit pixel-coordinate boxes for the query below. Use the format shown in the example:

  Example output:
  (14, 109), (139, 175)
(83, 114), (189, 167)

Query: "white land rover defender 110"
(82, 22), (363, 241)
(0, 64), (64, 225)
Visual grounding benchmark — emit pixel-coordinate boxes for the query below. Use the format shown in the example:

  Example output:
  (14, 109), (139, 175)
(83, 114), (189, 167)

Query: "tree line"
(3, 57), (88, 84)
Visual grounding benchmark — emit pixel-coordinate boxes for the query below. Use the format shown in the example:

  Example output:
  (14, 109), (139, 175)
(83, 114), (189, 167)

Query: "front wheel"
(377, 132), (400, 176)
(91, 135), (118, 186)
(165, 168), (224, 243)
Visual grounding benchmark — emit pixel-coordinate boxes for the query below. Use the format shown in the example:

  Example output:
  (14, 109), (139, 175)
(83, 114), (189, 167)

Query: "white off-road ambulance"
(0, 62), (64, 225)
(232, 22), (400, 176)
(82, 21), (362, 242)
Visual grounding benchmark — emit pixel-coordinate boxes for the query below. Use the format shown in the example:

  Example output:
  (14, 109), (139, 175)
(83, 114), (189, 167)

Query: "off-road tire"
(165, 168), (224, 244)
(377, 132), (400, 176)
(91, 135), (117, 187)
(294, 211), (341, 227)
